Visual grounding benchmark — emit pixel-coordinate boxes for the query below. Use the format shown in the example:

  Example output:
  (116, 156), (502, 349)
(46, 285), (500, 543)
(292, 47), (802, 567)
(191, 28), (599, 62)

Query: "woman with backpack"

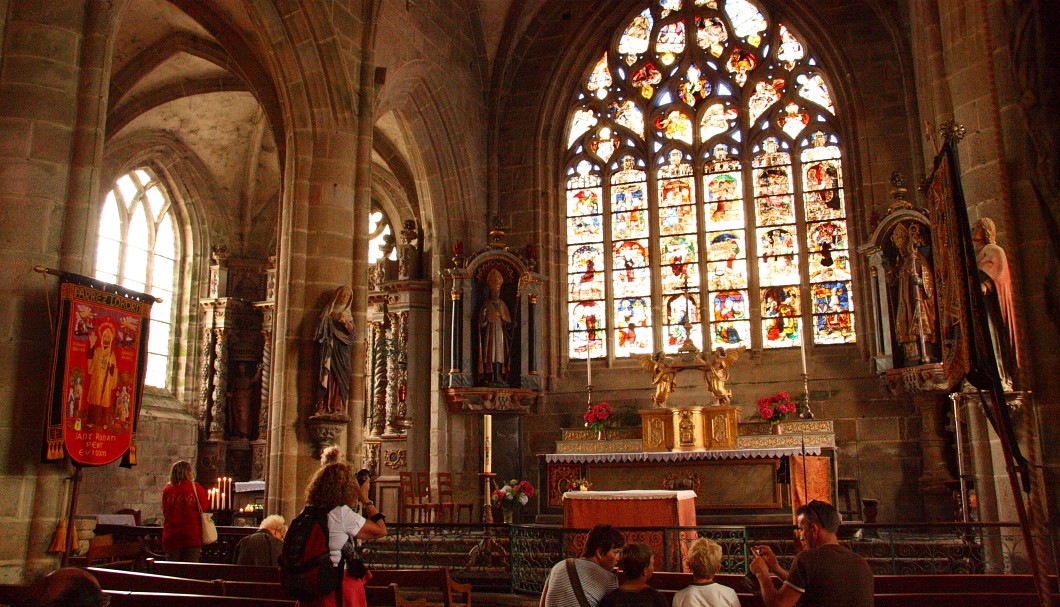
(161, 460), (210, 562)
(291, 462), (387, 607)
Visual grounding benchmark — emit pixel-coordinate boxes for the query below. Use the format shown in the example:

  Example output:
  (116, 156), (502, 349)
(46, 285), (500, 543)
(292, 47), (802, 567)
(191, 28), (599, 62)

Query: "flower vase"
(770, 423), (783, 435)
(596, 429), (604, 441)
(502, 509), (515, 524)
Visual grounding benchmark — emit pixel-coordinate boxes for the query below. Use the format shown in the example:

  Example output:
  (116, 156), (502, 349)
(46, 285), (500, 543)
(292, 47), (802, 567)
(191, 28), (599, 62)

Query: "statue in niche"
(972, 218), (1021, 388)
(477, 269), (512, 385)
(890, 222), (938, 365)
(227, 360), (260, 438)
(704, 346), (745, 405)
(314, 286), (354, 417)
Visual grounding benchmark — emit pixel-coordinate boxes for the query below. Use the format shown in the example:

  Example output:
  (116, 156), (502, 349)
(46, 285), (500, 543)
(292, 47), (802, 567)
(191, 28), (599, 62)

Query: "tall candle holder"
(800, 371), (815, 419)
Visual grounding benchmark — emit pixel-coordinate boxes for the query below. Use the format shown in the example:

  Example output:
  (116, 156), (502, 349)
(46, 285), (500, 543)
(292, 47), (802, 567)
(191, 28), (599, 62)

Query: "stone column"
(916, 392), (957, 521)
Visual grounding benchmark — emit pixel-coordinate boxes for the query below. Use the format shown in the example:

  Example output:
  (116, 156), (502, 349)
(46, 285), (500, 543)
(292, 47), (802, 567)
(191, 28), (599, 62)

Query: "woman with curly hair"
(300, 462), (387, 607)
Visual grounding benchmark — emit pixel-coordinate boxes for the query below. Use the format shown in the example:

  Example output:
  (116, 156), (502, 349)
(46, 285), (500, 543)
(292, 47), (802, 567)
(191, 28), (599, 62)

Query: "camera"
(356, 468), (371, 485)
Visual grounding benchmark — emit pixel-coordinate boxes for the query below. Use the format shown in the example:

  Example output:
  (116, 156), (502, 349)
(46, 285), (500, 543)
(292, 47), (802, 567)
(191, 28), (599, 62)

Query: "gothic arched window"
(565, 0), (854, 360)
(94, 168), (180, 387)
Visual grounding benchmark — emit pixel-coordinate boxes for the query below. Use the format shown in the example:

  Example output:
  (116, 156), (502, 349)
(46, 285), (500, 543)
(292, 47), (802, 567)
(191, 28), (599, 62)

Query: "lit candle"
(216, 478), (222, 510)
(483, 414), (493, 474)
(799, 336), (808, 376)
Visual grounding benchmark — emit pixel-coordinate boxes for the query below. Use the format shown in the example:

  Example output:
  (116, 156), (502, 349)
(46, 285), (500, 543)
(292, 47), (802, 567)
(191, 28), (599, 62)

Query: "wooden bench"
(146, 558), (280, 583)
(0, 583), (26, 607)
(103, 589), (296, 606)
(874, 573), (1059, 594)
(69, 536), (148, 570)
(369, 568), (471, 607)
(368, 582), (432, 607)
(91, 566), (291, 601)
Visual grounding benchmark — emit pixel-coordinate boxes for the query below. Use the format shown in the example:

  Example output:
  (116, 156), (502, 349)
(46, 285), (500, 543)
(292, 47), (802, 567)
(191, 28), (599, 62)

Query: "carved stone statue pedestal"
(306, 415), (349, 459)
(639, 406), (739, 452)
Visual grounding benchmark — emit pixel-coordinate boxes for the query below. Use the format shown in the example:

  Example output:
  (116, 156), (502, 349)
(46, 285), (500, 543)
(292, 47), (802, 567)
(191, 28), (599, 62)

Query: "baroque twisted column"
(199, 324), (215, 433)
(384, 311), (400, 435)
(209, 328), (229, 439)
(371, 320), (388, 438)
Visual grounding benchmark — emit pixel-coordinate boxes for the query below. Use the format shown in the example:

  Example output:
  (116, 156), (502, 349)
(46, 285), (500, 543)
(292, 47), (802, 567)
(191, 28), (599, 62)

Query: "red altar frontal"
(541, 445), (836, 524)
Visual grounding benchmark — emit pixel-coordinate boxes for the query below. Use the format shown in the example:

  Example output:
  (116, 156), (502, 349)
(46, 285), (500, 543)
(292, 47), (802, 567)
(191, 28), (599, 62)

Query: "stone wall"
(77, 396), (200, 524)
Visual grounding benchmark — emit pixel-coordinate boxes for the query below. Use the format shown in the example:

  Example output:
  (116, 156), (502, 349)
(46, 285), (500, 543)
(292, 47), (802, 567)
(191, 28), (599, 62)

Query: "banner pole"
(60, 465), (83, 567)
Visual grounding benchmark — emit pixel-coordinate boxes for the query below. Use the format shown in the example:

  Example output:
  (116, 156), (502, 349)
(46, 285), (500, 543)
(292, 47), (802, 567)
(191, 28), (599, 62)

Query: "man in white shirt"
(541, 524), (626, 607)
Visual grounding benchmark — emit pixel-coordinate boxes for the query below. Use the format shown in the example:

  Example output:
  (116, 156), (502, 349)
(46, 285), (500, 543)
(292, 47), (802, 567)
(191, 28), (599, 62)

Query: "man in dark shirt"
(233, 514), (286, 566)
(750, 500), (873, 607)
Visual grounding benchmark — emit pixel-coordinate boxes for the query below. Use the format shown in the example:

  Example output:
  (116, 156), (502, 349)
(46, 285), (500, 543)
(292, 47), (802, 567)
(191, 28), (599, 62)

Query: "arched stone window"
(564, 0), (854, 360)
(94, 168), (181, 387)
(368, 206), (398, 264)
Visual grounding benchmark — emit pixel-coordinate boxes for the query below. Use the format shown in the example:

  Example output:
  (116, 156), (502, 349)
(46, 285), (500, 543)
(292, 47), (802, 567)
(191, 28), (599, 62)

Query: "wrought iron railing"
(99, 521), (1059, 595)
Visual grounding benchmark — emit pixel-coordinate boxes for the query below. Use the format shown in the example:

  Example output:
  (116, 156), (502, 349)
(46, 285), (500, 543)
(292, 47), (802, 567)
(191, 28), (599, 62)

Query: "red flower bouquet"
(583, 402), (614, 434)
(757, 392), (797, 426)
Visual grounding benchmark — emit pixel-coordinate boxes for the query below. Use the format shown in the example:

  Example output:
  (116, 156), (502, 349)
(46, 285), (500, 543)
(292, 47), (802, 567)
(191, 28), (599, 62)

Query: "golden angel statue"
(704, 346), (746, 405)
(637, 352), (677, 407)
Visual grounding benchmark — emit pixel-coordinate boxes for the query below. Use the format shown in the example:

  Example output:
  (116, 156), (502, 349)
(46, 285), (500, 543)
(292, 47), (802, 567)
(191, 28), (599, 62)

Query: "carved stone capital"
(306, 418), (347, 459)
(880, 363), (949, 395)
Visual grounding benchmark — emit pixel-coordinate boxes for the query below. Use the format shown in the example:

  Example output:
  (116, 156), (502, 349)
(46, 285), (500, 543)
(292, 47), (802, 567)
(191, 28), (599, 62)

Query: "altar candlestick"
(483, 414), (493, 474)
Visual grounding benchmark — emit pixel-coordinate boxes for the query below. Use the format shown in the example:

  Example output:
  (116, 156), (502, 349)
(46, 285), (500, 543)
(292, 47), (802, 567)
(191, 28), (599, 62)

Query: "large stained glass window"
(95, 169), (180, 387)
(565, 0), (854, 359)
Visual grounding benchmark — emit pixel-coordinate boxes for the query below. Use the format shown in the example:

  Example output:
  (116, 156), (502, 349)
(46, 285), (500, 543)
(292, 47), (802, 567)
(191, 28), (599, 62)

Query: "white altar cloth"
(544, 446), (823, 464)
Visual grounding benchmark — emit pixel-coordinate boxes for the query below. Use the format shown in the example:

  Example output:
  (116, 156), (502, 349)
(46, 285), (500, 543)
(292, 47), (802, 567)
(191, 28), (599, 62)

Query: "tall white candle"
(799, 335), (809, 376)
(483, 414), (493, 474)
(216, 478), (222, 510)
(586, 349), (592, 386)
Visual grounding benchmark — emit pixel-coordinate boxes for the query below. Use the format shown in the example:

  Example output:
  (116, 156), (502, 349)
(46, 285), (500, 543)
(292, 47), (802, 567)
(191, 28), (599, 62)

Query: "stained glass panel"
(678, 65), (712, 106)
(655, 109), (694, 143)
(632, 62), (663, 97)
(777, 25), (804, 70)
(725, 48), (757, 85)
(615, 296), (653, 356)
(588, 55), (612, 99)
(656, 21), (686, 64)
(695, 16), (728, 57)
(610, 100), (645, 136)
(619, 10), (654, 62)
(569, 108), (598, 147)
(748, 79), (783, 124)
(564, 0), (853, 359)
(725, 0), (767, 46)
(797, 73), (835, 113)
(568, 244), (605, 300)
(700, 102), (738, 140)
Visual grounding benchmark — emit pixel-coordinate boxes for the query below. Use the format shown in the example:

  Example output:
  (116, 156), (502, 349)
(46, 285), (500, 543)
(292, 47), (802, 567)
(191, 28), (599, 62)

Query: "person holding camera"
(749, 501), (872, 607)
(300, 462), (387, 607)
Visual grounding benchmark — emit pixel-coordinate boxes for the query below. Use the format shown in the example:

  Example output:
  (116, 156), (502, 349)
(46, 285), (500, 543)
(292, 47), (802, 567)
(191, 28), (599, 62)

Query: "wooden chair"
(399, 471), (434, 523)
(435, 472), (474, 523)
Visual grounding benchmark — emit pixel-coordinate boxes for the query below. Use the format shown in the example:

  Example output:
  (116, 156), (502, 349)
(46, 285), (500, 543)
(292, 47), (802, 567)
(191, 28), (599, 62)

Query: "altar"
(540, 423), (837, 524)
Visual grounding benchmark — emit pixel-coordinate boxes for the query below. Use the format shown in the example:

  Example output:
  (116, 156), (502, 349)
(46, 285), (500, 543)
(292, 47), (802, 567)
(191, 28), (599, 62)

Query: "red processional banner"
(43, 274), (153, 467)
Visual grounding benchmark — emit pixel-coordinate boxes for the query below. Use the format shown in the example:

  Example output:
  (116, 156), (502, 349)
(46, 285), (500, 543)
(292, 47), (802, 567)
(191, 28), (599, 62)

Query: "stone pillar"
(915, 392), (957, 521)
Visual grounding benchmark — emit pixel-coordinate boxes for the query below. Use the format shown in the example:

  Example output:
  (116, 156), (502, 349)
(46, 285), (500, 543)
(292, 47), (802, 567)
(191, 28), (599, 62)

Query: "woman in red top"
(161, 460), (209, 562)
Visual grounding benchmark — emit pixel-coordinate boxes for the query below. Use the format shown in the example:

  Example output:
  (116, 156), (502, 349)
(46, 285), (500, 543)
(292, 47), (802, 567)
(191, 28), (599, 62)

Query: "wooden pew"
(92, 566), (291, 601)
(89, 567), (223, 595)
(0, 584), (26, 607)
(103, 589), (296, 606)
(874, 593), (1054, 607)
(874, 573), (1059, 594)
(146, 558), (280, 583)
(369, 568), (471, 607)
(368, 582), (431, 607)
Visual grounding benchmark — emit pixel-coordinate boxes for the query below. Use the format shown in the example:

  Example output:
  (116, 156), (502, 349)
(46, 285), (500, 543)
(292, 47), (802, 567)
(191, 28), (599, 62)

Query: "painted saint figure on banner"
(85, 319), (119, 429)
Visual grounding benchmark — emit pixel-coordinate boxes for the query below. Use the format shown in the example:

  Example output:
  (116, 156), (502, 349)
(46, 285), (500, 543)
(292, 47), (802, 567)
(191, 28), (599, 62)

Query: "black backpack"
(280, 504), (344, 600)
